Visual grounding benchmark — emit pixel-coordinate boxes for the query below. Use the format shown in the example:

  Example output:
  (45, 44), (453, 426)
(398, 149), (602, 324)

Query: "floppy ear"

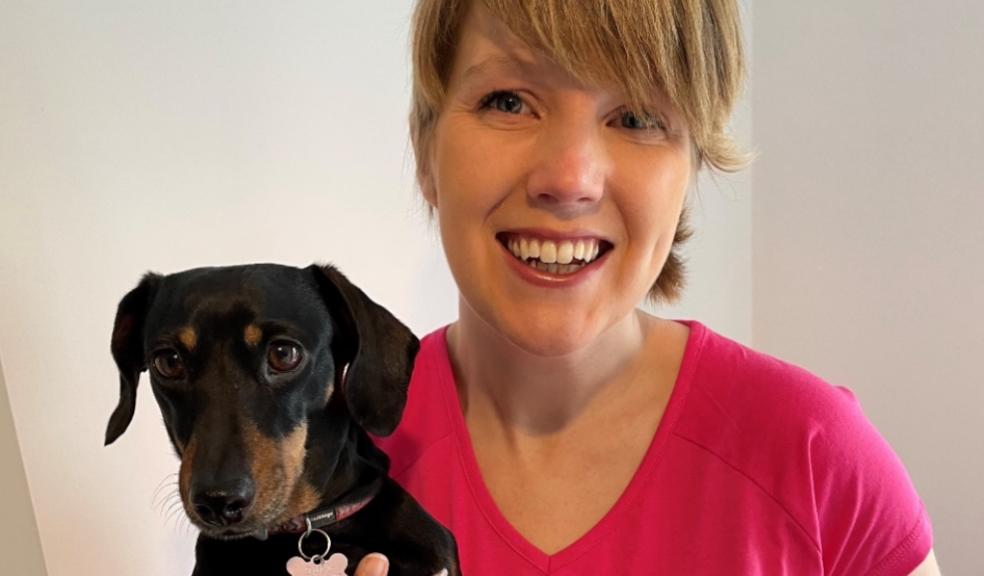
(106, 273), (161, 446)
(310, 264), (419, 437)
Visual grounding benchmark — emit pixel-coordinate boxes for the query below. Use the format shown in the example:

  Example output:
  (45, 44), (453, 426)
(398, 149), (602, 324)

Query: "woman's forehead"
(451, 4), (540, 78)
(450, 3), (663, 102)
(452, 10), (686, 122)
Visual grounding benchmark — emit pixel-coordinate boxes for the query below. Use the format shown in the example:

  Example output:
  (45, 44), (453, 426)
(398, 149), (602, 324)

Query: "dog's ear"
(106, 273), (162, 446)
(310, 264), (419, 437)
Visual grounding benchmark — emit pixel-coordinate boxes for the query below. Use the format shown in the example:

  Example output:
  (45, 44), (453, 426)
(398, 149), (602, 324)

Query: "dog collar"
(303, 492), (375, 531)
(259, 481), (380, 539)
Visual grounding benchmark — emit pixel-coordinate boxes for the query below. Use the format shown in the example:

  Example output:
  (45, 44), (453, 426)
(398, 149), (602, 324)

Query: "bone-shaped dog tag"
(288, 527), (348, 576)
(285, 553), (348, 576)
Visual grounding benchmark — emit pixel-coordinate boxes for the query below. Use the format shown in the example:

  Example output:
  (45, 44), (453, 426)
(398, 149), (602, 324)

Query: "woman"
(357, 0), (939, 574)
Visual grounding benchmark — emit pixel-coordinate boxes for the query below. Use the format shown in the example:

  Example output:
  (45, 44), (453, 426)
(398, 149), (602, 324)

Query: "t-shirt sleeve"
(811, 386), (933, 576)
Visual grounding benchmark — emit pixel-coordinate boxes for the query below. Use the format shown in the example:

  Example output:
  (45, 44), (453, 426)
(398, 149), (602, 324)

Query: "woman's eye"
(267, 341), (303, 373)
(479, 90), (527, 115)
(152, 349), (186, 380)
(619, 109), (667, 132)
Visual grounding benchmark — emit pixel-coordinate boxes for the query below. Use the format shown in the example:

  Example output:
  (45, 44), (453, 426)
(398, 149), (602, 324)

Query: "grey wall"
(0, 356), (47, 575)
(752, 2), (984, 574)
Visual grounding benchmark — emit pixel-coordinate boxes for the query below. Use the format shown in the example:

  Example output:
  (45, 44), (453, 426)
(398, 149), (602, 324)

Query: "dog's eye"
(152, 349), (186, 379)
(267, 341), (303, 373)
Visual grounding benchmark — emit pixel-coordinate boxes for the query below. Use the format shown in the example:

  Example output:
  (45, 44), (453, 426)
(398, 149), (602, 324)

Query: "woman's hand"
(354, 553), (389, 576)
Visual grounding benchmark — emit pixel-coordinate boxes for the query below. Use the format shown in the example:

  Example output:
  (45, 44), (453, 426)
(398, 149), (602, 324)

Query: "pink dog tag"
(285, 552), (348, 576)
(288, 526), (348, 576)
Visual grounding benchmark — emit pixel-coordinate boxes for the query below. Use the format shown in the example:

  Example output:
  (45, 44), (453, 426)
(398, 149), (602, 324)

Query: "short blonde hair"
(410, 0), (748, 302)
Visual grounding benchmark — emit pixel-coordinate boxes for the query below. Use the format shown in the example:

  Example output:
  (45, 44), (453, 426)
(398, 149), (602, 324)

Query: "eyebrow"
(459, 54), (539, 85)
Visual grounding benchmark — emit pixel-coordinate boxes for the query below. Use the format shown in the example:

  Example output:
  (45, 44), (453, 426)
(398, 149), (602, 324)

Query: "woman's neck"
(447, 304), (658, 441)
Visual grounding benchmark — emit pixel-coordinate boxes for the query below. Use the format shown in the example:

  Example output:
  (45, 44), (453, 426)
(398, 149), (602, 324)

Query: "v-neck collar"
(432, 320), (707, 572)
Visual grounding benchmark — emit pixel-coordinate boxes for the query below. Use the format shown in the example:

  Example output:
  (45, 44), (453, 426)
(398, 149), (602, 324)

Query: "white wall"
(0, 356), (47, 575)
(0, 1), (752, 574)
(752, 2), (984, 574)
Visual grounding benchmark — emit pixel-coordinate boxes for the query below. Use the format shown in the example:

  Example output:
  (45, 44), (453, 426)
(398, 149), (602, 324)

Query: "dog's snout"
(192, 478), (255, 527)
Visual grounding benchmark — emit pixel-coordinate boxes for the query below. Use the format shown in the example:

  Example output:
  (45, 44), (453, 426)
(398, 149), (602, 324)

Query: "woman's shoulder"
(675, 321), (895, 477)
(670, 322), (932, 574)
(677, 321), (862, 441)
(673, 321), (921, 501)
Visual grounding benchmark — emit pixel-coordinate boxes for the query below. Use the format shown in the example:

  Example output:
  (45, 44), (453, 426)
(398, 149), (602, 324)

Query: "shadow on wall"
(0, 354), (48, 575)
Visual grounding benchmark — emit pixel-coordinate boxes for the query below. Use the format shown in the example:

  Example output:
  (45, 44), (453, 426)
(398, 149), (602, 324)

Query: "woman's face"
(422, 5), (693, 356)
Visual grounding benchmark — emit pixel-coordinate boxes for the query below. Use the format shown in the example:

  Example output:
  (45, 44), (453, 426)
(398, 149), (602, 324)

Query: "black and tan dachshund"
(106, 263), (459, 576)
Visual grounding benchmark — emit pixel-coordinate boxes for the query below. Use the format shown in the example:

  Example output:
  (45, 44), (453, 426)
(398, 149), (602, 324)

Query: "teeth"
(539, 241), (557, 264)
(504, 234), (605, 272)
(574, 240), (586, 261)
(526, 261), (583, 275)
(557, 241), (574, 265)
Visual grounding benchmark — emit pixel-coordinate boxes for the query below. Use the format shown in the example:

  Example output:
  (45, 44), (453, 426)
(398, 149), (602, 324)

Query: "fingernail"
(364, 553), (389, 576)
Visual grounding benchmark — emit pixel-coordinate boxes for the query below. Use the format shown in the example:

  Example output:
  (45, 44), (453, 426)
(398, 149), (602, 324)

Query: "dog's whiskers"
(155, 488), (182, 516)
(164, 498), (183, 524)
(165, 500), (196, 534)
(151, 474), (197, 534)
(164, 497), (184, 518)
(152, 473), (179, 505)
(152, 474), (181, 513)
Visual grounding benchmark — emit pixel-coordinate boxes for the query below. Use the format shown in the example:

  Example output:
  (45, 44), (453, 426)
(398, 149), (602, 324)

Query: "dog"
(106, 263), (460, 576)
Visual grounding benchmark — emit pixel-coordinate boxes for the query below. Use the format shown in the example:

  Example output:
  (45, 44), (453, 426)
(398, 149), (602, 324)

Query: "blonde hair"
(410, 0), (748, 302)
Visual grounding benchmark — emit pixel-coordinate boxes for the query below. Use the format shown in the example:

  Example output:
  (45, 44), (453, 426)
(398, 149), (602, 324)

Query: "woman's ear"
(415, 133), (438, 209)
(418, 167), (437, 209)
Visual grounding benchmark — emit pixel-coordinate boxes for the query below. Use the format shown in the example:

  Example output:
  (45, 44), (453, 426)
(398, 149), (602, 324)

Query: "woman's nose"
(526, 119), (608, 211)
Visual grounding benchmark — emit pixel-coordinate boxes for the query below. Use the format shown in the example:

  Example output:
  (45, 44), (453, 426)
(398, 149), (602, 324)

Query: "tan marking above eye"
(244, 324), (263, 347)
(179, 328), (197, 351)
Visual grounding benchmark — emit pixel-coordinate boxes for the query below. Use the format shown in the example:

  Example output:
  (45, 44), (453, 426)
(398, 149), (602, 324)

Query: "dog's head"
(106, 263), (417, 539)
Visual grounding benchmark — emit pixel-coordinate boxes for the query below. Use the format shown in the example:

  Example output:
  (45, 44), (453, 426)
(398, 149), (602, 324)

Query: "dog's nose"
(191, 478), (255, 527)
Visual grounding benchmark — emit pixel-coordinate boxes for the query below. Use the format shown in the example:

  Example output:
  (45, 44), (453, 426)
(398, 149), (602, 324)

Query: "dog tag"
(285, 553), (348, 576)
(289, 526), (348, 576)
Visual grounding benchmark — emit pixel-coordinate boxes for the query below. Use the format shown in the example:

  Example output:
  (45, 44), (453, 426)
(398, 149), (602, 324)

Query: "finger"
(355, 553), (389, 576)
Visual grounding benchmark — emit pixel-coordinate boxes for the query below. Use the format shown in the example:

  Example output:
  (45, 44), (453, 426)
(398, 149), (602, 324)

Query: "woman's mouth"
(496, 232), (613, 276)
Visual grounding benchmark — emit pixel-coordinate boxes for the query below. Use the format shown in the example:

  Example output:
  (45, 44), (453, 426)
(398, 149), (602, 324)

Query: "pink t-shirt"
(374, 321), (932, 575)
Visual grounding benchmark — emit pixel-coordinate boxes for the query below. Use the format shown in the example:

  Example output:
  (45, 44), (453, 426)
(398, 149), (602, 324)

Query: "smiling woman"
(351, 1), (941, 575)
(411, 0), (748, 308)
